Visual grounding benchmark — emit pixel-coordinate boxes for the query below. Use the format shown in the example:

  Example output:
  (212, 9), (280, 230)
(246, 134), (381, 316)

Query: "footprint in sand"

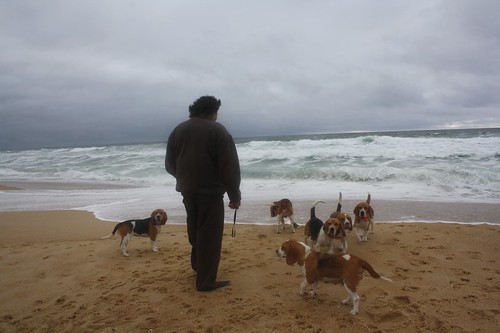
(427, 245), (446, 250)
(383, 238), (400, 245)
(394, 295), (411, 304)
(55, 296), (66, 305)
(2, 314), (14, 323)
(467, 251), (482, 259)
(402, 285), (420, 292)
(385, 260), (396, 267)
(377, 310), (404, 322)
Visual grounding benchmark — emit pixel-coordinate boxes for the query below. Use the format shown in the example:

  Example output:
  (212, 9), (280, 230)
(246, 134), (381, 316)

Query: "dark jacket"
(165, 117), (241, 203)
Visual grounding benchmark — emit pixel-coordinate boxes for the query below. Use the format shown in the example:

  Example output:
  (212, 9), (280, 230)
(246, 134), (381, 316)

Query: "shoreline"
(2, 181), (499, 225)
(0, 209), (499, 332)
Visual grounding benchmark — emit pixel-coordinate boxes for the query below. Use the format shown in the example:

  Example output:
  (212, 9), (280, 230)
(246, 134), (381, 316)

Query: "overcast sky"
(1, 0), (499, 150)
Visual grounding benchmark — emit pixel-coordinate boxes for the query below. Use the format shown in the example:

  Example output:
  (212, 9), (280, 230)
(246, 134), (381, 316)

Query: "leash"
(231, 209), (238, 237)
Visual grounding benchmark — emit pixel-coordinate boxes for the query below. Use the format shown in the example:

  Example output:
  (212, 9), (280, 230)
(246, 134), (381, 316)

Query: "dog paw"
(122, 253), (130, 257)
(350, 309), (358, 315)
(341, 298), (350, 305)
(152, 247), (159, 252)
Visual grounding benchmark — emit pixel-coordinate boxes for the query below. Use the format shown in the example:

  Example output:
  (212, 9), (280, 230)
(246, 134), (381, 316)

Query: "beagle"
(353, 193), (374, 242)
(101, 208), (168, 257)
(329, 192), (353, 232)
(276, 239), (392, 315)
(275, 239), (310, 278)
(315, 217), (348, 254)
(270, 198), (298, 233)
(304, 200), (325, 246)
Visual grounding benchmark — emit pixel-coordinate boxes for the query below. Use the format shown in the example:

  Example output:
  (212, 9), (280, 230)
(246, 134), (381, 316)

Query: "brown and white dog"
(270, 198), (298, 233)
(353, 193), (374, 243)
(304, 200), (325, 246)
(276, 239), (392, 315)
(101, 208), (168, 257)
(315, 216), (348, 254)
(329, 192), (353, 232)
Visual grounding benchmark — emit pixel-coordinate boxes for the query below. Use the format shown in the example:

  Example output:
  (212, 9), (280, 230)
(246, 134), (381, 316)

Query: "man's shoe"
(198, 280), (231, 292)
(215, 280), (231, 289)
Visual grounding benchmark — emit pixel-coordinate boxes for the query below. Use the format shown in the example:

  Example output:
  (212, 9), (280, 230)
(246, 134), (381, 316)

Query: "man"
(165, 95), (241, 291)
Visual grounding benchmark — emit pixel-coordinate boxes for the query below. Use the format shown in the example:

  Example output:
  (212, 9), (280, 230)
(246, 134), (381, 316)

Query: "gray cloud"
(1, 0), (499, 149)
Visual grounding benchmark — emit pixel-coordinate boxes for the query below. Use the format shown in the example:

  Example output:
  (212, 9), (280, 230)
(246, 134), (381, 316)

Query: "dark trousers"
(182, 194), (225, 291)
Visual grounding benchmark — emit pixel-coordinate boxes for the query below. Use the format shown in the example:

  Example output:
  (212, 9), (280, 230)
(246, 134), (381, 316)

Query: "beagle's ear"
(339, 219), (346, 237)
(270, 205), (278, 217)
(369, 206), (375, 218)
(283, 242), (298, 265)
(353, 205), (361, 216)
(286, 251), (298, 266)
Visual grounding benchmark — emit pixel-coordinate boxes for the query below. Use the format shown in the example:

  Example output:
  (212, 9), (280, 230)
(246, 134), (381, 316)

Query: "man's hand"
(228, 201), (240, 209)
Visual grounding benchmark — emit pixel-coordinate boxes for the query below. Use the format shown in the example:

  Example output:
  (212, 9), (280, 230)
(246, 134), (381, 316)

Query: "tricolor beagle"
(353, 193), (374, 242)
(270, 198), (298, 233)
(101, 208), (168, 257)
(304, 200), (325, 246)
(316, 216), (348, 254)
(276, 239), (392, 315)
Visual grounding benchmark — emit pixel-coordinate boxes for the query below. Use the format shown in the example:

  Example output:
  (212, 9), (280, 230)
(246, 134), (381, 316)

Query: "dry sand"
(0, 206), (499, 333)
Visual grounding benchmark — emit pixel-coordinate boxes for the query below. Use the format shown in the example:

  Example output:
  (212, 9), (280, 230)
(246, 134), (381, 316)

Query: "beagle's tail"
(336, 192), (342, 212)
(100, 224), (120, 239)
(310, 200), (325, 218)
(360, 259), (393, 282)
(100, 234), (114, 239)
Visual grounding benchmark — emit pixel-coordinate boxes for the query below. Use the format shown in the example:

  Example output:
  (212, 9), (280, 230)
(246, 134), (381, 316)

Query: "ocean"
(1, 128), (499, 224)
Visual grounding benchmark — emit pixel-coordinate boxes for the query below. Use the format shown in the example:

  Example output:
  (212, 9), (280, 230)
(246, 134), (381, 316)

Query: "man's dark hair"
(189, 96), (221, 118)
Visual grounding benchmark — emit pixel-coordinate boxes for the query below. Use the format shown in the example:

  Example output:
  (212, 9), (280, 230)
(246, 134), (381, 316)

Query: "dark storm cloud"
(0, 0), (499, 149)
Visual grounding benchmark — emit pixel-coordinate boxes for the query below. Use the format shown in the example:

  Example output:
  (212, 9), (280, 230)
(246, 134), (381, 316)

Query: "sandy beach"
(1, 198), (499, 333)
